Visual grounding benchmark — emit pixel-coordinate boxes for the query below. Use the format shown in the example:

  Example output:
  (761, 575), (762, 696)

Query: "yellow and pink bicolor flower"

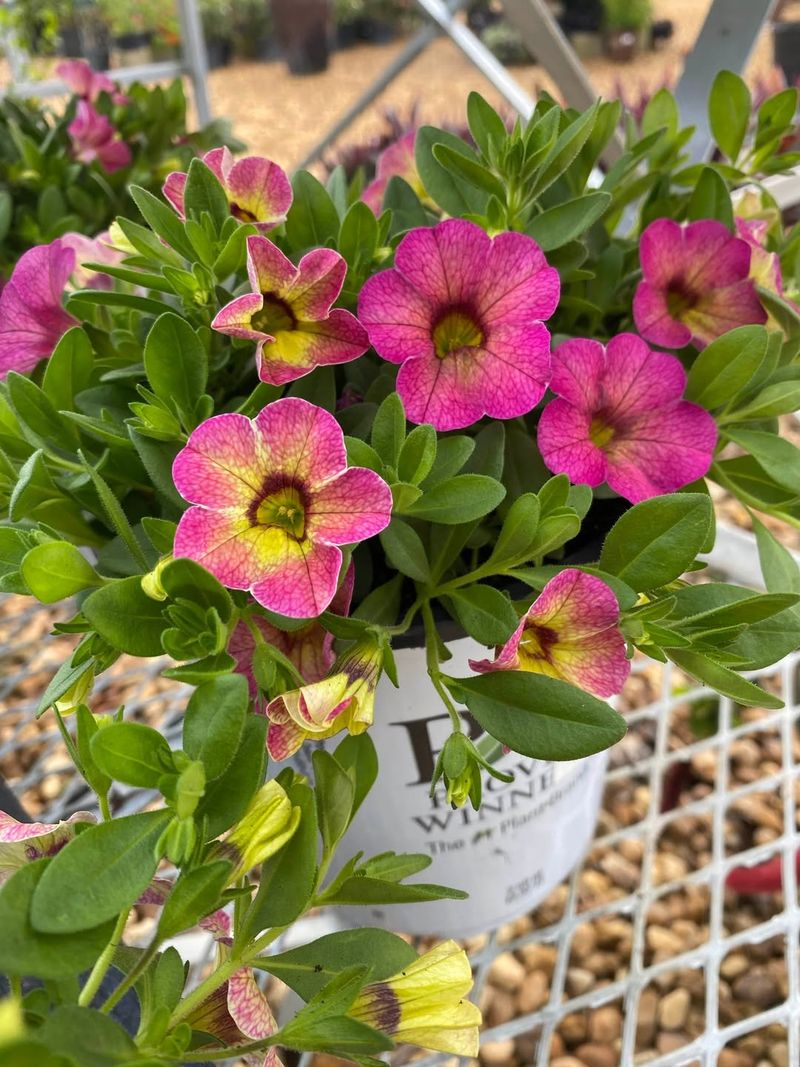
(163, 147), (292, 233)
(172, 397), (392, 619)
(358, 218), (559, 430)
(632, 218), (766, 349)
(537, 333), (717, 503)
(211, 234), (369, 386)
(0, 809), (95, 885)
(470, 569), (630, 699)
(362, 129), (425, 214)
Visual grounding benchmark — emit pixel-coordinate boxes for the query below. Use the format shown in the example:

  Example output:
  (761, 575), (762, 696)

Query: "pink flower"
(470, 569), (630, 698)
(358, 219), (559, 430)
(56, 59), (129, 105)
(163, 147), (292, 232)
(211, 235), (368, 386)
(633, 218), (766, 349)
(362, 130), (424, 213)
(61, 230), (123, 291)
(67, 100), (132, 174)
(228, 567), (354, 702)
(0, 240), (78, 378)
(537, 333), (717, 503)
(172, 398), (392, 619)
(0, 810), (94, 885)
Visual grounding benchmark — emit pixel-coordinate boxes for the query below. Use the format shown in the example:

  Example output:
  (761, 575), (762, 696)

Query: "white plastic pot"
(292, 632), (609, 939)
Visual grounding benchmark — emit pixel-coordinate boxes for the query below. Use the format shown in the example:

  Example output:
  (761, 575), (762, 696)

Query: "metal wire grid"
(2, 597), (800, 1066)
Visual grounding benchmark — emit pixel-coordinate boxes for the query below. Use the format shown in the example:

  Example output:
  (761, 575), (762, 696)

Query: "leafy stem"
(77, 908), (128, 1008)
(421, 599), (461, 732)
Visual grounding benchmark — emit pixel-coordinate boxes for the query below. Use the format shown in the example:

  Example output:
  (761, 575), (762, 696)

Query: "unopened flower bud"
(141, 555), (172, 600)
(213, 781), (300, 881)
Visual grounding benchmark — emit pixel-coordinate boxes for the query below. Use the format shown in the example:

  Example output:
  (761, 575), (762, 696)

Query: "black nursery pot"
(205, 37), (233, 69)
(774, 21), (800, 88)
(114, 31), (153, 51)
(271, 0), (330, 75)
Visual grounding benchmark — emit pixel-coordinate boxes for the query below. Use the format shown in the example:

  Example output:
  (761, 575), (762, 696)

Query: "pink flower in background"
(163, 147), (292, 232)
(538, 333), (717, 503)
(267, 636), (383, 760)
(358, 219), (559, 430)
(228, 566), (354, 701)
(470, 569), (630, 698)
(172, 398), (392, 619)
(56, 59), (129, 105)
(212, 235), (368, 386)
(67, 100), (132, 173)
(0, 810), (94, 885)
(61, 230), (123, 291)
(0, 240), (78, 378)
(362, 130), (424, 213)
(633, 218), (766, 348)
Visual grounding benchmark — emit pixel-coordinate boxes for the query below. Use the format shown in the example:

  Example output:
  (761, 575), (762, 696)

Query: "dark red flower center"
(666, 281), (699, 319)
(518, 623), (559, 665)
(432, 306), (484, 358)
(252, 294), (296, 336)
(230, 201), (259, 223)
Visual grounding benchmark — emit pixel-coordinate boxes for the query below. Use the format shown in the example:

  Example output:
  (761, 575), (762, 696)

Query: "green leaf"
(447, 584), (518, 645)
(20, 541), (101, 602)
(0, 862), (116, 979)
(196, 714), (267, 838)
(422, 435), (474, 485)
(488, 493), (540, 567)
(277, 1016), (393, 1056)
(323, 876), (466, 906)
(338, 200), (378, 273)
(130, 184), (196, 260)
(78, 454), (149, 571)
(752, 514), (800, 594)
(245, 779), (317, 935)
(156, 860), (232, 940)
(668, 648), (783, 709)
(31, 810), (170, 933)
(725, 428), (800, 495)
(183, 673), (249, 781)
(143, 312), (208, 425)
(397, 423), (437, 485)
(182, 156), (230, 229)
(36, 656), (94, 718)
(686, 166), (734, 228)
(732, 380), (800, 420)
(313, 749), (355, 856)
(467, 91), (508, 159)
(41, 329), (92, 419)
(333, 733), (378, 822)
(76, 705), (111, 799)
(90, 722), (175, 788)
(83, 576), (166, 657)
(379, 519), (429, 583)
(406, 474), (506, 524)
(453, 671), (627, 759)
(370, 392), (406, 466)
(36, 1006), (137, 1067)
(685, 325), (768, 409)
(709, 70), (751, 162)
(431, 143), (505, 199)
(599, 493), (713, 590)
(160, 557), (232, 620)
(532, 103), (599, 197)
(525, 191), (611, 251)
(286, 170), (340, 250)
(261, 928), (417, 1001)
(415, 126), (489, 216)
(383, 175), (429, 231)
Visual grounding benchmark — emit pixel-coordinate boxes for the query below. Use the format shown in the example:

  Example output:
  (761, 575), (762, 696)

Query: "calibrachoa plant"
(1, 71), (800, 1063)
(0, 60), (240, 276)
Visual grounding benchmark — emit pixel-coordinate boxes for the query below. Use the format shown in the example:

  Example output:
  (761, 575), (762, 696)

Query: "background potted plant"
(198, 0), (234, 69)
(271, 0), (332, 75)
(602, 0), (651, 61)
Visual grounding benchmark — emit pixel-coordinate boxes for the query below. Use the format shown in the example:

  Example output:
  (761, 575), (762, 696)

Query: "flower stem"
(78, 908), (128, 1007)
(99, 939), (158, 1014)
(421, 600), (462, 733)
(168, 955), (240, 1030)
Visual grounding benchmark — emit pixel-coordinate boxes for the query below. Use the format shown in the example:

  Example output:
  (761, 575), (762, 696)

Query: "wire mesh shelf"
(1, 593), (798, 1067)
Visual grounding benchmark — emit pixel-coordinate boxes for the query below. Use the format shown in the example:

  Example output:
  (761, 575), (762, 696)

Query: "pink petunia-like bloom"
(0, 810), (95, 885)
(358, 219), (559, 430)
(362, 130), (425, 214)
(0, 240), (78, 379)
(470, 569), (630, 698)
(163, 147), (292, 233)
(172, 398), (392, 619)
(67, 100), (132, 173)
(632, 218), (766, 349)
(267, 635), (383, 760)
(56, 59), (129, 105)
(62, 230), (123, 291)
(537, 333), (717, 503)
(228, 567), (354, 703)
(211, 235), (368, 386)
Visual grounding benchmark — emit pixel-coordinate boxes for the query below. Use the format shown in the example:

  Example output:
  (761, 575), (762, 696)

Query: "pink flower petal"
(396, 351), (485, 430)
(638, 218), (685, 289)
(252, 397), (347, 488)
(289, 248), (347, 319)
(308, 466), (393, 543)
(358, 269), (436, 365)
(228, 968), (282, 1067)
(394, 219), (488, 305)
(481, 322), (551, 416)
(163, 172), (187, 216)
(227, 156), (292, 231)
(550, 628), (630, 698)
(632, 280), (693, 348)
(549, 338), (605, 409)
(267, 717), (306, 761)
(202, 147), (232, 186)
(173, 508), (264, 590)
(683, 280), (767, 347)
(602, 333), (688, 417)
(478, 230), (560, 326)
(246, 236), (296, 298)
(532, 569), (619, 637)
(537, 398), (608, 487)
(683, 220), (750, 288)
(172, 412), (265, 507)
(212, 293), (267, 342)
(251, 537), (342, 617)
